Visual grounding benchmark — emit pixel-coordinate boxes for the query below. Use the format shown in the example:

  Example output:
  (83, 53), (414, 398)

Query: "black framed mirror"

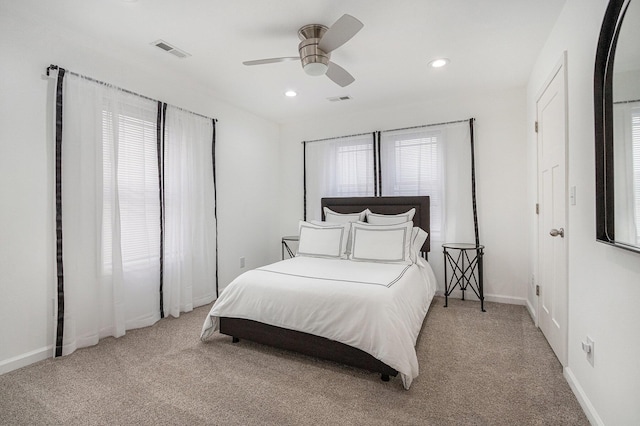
(595, 0), (640, 253)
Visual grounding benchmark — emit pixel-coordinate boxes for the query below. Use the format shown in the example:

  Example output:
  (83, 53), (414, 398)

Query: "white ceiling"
(8, 0), (566, 124)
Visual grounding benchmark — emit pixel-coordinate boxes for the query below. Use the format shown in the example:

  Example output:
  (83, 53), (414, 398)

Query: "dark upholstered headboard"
(321, 196), (430, 254)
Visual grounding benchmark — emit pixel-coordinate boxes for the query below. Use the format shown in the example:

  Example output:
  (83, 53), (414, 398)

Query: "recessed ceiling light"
(285, 90), (297, 97)
(429, 58), (450, 68)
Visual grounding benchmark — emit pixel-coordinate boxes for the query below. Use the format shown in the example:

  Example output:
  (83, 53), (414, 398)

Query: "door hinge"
(535, 121), (539, 133)
(536, 285), (540, 296)
(536, 203), (539, 215)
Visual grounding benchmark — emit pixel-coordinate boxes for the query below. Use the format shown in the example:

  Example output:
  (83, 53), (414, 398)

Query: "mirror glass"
(612, 0), (640, 247)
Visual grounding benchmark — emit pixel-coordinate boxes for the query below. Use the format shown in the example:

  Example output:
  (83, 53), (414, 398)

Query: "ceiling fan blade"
(326, 62), (355, 87)
(318, 14), (363, 53)
(243, 57), (299, 66)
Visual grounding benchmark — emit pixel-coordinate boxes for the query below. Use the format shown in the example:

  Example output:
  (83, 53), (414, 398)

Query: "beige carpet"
(0, 297), (588, 425)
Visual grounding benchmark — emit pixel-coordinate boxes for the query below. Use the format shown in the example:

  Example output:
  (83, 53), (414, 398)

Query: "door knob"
(549, 228), (565, 238)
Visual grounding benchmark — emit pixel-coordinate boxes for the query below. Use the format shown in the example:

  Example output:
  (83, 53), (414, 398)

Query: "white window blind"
(102, 105), (160, 271)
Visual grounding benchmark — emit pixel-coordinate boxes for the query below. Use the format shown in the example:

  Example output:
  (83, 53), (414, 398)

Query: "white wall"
(0, 8), (280, 373)
(278, 88), (529, 304)
(8, 4), (637, 423)
(527, 0), (640, 424)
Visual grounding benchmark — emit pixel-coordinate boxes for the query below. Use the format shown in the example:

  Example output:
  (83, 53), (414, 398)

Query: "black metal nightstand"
(281, 235), (299, 259)
(443, 243), (485, 312)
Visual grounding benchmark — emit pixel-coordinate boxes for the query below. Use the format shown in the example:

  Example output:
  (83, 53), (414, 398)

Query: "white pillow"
(349, 221), (413, 264)
(310, 220), (354, 255)
(366, 208), (416, 225)
(410, 226), (429, 262)
(323, 207), (366, 223)
(297, 221), (349, 259)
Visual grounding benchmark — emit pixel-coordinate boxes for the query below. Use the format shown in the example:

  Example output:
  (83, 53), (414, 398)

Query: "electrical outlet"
(240, 257), (245, 268)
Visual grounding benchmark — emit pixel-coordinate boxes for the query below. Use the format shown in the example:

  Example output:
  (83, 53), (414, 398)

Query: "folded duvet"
(200, 256), (437, 389)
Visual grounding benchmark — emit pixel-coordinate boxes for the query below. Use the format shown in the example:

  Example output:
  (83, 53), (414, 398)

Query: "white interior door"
(537, 57), (568, 367)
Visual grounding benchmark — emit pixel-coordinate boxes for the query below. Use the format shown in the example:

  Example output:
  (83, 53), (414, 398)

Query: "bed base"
(219, 317), (398, 381)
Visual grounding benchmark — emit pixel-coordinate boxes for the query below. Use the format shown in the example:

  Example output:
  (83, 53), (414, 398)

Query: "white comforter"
(200, 256), (437, 389)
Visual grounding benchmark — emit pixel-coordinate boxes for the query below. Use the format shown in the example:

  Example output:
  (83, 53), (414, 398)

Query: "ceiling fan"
(243, 14), (364, 87)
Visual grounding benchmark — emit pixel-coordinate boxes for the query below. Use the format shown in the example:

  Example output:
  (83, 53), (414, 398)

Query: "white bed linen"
(200, 256), (437, 389)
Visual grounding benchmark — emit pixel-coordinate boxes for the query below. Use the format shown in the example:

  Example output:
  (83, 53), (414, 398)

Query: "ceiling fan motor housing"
(298, 24), (330, 76)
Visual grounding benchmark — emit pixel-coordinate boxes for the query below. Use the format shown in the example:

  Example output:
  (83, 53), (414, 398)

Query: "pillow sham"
(323, 207), (366, 224)
(310, 220), (354, 255)
(410, 226), (429, 263)
(297, 221), (349, 259)
(349, 221), (413, 264)
(365, 208), (416, 225)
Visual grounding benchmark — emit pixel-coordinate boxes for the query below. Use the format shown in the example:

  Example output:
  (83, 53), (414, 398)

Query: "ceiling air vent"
(327, 95), (352, 102)
(151, 39), (191, 59)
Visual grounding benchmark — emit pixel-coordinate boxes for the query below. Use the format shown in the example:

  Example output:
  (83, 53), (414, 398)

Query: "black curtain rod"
(303, 131), (372, 145)
(301, 118), (473, 144)
(46, 65), (218, 123)
(384, 118), (473, 133)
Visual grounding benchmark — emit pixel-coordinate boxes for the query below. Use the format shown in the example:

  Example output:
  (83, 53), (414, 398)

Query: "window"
(101, 104), (160, 272)
(334, 141), (375, 196)
(52, 69), (217, 357)
(304, 121), (472, 244)
(614, 102), (640, 245)
(304, 134), (375, 220)
(380, 128), (444, 240)
(632, 107), (640, 244)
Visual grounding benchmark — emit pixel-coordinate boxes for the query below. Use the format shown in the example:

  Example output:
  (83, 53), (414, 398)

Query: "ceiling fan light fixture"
(303, 62), (329, 76)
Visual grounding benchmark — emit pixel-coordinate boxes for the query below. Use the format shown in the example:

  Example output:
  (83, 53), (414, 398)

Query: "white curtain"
(305, 134), (375, 220)
(163, 106), (217, 317)
(302, 121), (475, 291)
(53, 70), (216, 357)
(56, 73), (160, 355)
(379, 122), (473, 245)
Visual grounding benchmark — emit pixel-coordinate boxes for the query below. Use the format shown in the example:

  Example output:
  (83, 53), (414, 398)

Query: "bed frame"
(219, 196), (431, 382)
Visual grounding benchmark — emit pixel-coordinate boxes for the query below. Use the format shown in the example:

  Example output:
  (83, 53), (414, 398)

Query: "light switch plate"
(585, 336), (595, 366)
(570, 186), (576, 205)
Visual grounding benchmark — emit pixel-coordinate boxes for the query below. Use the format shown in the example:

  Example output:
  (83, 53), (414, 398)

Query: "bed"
(200, 196), (435, 389)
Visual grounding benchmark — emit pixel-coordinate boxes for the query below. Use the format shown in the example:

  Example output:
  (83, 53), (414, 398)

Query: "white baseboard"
(435, 290), (526, 306)
(526, 299), (537, 325)
(564, 367), (604, 426)
(0, 345), (52, 375)
(484, 293), (526, 305)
